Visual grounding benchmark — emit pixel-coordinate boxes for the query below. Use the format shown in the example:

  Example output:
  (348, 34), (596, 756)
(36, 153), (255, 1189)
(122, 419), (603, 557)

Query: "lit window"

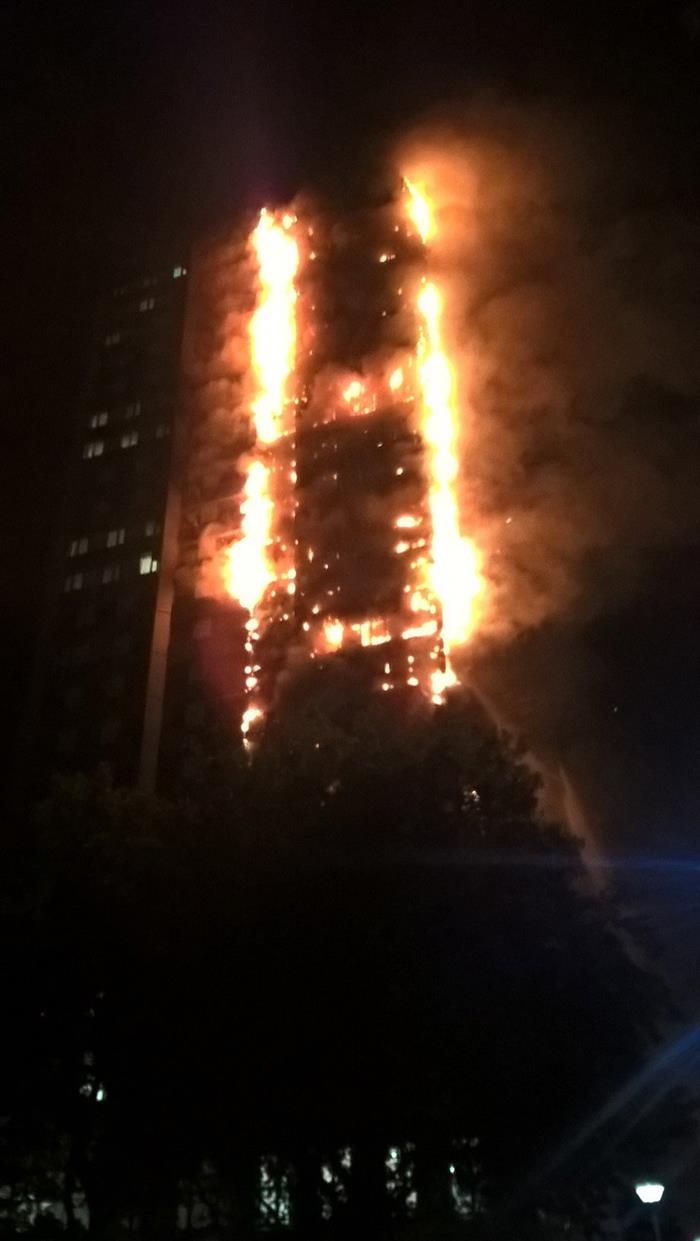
(64, 573), (84, 592)
(120, 431), (138, 449)
(89, 412), (109, 428)
(104, 332), (121, 346)
(83, 440), (104, 459)
(125, 401), (141, 418)
(69, 537), (88, 557)
(106, 528), (125, 548)
(155, 423), (170, 438)
(139, 554), (158, 575)
(139, 297), (155, 312)
(102, 564), (120, 584)
(172, 265), (186, 278)
(144, 520), (159, 536)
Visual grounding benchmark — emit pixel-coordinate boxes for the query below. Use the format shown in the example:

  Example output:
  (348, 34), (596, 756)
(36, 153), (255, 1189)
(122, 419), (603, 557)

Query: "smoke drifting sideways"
(393, 100), (700, 845)
(395, 101), (700, 642)
(185, 106), (700, 848)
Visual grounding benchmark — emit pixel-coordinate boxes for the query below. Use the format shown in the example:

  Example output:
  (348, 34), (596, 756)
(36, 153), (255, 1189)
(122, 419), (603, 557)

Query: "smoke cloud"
(395, 99), (700, 842)
(397, 100), (700, 642)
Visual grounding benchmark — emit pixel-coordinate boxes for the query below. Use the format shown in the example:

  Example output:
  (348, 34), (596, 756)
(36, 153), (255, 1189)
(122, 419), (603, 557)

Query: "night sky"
(5, 11), (699, 794)
(3, 0), (700, 1221)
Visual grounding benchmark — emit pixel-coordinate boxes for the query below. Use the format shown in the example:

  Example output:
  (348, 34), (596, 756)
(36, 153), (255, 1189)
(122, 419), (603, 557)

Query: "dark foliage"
(1, 692), (691, 1238)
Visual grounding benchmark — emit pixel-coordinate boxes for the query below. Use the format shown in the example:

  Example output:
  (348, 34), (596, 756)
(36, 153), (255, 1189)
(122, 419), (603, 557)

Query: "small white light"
(636, 1183), (665, 1205)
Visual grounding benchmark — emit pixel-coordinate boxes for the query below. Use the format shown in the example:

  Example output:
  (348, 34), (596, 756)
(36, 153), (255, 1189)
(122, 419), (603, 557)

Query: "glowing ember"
(395, 514), (419, 529)
(389, 366), (404, 393)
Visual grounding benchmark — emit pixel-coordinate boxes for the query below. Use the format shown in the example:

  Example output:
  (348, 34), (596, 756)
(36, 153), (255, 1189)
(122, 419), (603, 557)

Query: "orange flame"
(249, 210), (299, 444)
(389, 366), (404, 393)
(225, 460), (274, 610)
(404, 179), (483, 688)
(323, 617), (345, 650)
(225, 209), (300, 743)
(404, 177), (434, 244)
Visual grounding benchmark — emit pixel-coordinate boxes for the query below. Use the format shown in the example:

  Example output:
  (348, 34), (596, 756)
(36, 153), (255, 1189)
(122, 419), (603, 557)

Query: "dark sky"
(3, 0), (699, 824)
(3, 0), (700, 1222)
(4, 9), (699, 777)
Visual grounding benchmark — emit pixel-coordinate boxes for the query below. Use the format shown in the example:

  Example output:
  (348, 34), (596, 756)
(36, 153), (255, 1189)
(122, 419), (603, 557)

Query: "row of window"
(82, 424), (170, 458)
(64, 554), (159, 592)
(112, 265), (186, 298)
(104, 299), (158, 343)
(68, 522), (159, 557)
(88, 402), (142, 428)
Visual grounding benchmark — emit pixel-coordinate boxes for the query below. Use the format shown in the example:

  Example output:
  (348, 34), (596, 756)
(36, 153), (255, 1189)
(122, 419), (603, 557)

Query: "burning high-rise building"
(23, 175), (485, 792)
(163, 178), (484, 768)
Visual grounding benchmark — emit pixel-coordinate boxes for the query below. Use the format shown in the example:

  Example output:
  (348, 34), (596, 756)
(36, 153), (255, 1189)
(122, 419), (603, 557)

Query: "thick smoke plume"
(397, 101), (700, 641)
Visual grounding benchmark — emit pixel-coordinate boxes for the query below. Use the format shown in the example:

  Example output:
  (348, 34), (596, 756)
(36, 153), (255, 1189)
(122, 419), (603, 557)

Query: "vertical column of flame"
(404, 178), (482, 701)
(225, 209), (299, 743)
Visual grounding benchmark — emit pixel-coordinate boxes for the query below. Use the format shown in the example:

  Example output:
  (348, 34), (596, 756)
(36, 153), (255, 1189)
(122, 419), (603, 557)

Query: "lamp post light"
(635, 1183), (664, 1241)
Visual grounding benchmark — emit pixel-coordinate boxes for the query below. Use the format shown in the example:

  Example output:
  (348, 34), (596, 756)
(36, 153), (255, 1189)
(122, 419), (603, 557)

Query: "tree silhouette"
(2, 690), (691, 1238)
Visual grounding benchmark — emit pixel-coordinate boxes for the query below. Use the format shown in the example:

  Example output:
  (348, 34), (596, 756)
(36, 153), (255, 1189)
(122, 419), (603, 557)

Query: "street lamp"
(635, 1183), (664, 1241)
